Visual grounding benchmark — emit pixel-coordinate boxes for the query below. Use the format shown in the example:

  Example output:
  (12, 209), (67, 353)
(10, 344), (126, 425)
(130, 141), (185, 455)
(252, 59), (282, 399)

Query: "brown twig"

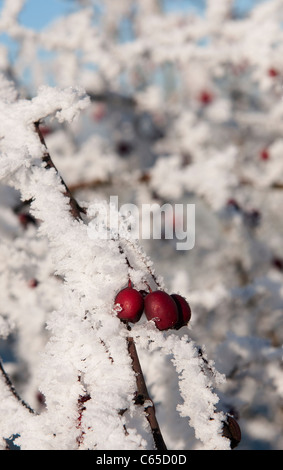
(68, 178), (112, 192)
(127, 337), (167, 450)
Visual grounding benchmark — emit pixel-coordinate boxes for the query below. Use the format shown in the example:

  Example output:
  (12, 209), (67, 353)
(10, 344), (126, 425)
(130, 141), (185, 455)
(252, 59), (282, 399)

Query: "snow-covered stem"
(34, 122), (86, 220)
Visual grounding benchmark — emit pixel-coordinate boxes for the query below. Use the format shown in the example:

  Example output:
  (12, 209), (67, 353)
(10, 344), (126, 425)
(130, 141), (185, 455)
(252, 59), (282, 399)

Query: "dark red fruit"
(198, 90), (213, 105)
(260, 148), (269, 161)
(272, 257), (283, 271)
(114, 286), (144, 323)
(171, 294), (191, 330)
(144, 290), (178, 331)
(39, 125), (52, 137)
(116, 141), (133, 157)
(28, 279), (39, 288)
(222, 415), (241, 449)
(268, 67), (279, 77)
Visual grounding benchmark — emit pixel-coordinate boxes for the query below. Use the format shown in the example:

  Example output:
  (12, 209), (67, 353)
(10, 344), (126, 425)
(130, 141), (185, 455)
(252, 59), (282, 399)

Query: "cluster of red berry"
(114, 281), (191, 331)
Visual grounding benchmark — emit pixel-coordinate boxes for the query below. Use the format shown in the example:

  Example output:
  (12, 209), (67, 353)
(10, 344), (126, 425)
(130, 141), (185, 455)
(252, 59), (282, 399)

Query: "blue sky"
(19, 0), (76, 29)
(0, 0), (79, 63)
(0, 0), (78, 31)
(0, 0), (270, 94)
(0, 0), (270, 32)
(0, 0), (270, 56)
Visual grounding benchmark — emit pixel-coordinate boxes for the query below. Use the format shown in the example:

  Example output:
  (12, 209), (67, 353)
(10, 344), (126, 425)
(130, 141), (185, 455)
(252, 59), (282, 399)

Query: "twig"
(127, 337), (167, 450)
(0, 359), (36, 415)
(87, 91), (137, 109)
(68, 178), (112, 192)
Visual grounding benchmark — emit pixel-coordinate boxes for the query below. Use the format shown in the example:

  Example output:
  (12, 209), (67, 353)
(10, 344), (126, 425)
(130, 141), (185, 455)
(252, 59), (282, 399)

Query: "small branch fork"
(33, 122), (167, 450)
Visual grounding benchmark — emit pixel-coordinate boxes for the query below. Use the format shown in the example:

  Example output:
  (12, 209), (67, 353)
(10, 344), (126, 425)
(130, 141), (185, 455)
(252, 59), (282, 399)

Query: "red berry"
(36, 391), (46, 407)
(171, 294), (191, 330)
(198, 90), (213, 105)
(28, 279), (39, 288)
(144, 291), (178, 331)
(268, 67), (279, 77)
(260, 149), (269, 161)
(226, 199), (241, 211)
(114, 286), (144, 323)
(39, 125), (52, 137)
(92, 103), (107, 121)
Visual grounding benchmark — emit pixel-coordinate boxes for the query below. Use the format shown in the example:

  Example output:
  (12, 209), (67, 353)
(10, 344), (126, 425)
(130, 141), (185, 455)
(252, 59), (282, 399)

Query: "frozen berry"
(144, 290), (178, 331)
(171, 294), (191, 330)
(114, 285), (144, 323)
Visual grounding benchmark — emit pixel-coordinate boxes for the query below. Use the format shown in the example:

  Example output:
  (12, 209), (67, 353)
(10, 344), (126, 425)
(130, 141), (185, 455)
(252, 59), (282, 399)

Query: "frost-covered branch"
(2, 0), (283, 450)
